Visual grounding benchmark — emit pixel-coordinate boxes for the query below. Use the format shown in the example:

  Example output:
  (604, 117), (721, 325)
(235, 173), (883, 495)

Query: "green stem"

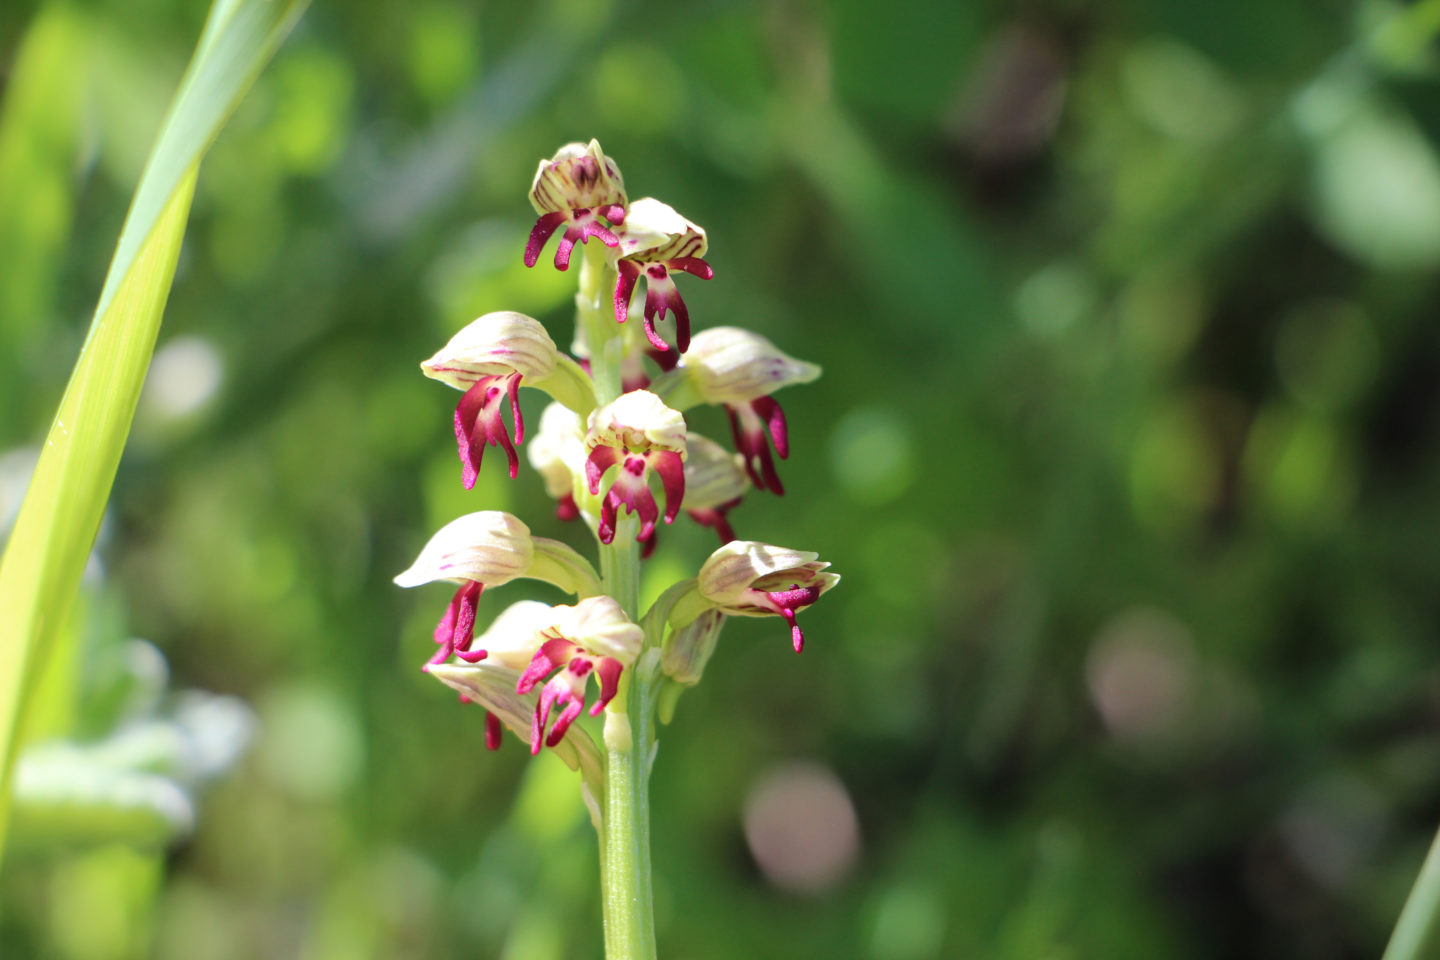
(599, 635), (657, 960)
(579, 242), (623, 404)
(1384, 824), (1440, 960)
(581, 242), (658, 960)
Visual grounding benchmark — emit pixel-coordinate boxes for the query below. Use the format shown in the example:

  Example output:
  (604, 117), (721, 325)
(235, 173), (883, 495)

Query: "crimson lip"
(453, 372), (523, 488)
(614, 255), (714, 353)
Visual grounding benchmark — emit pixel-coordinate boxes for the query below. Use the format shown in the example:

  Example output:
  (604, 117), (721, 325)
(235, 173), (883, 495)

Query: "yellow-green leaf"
(0, 0), (309, 867)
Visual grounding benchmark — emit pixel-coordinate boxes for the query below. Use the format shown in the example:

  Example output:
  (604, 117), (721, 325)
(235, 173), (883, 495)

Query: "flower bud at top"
(697, 540), (840, 653)
(393, 511), (535, 588)
(530, 140), (627, 215)
(683, 327), (821, 407)
(420, 311), (559, 389)
(526, 140), (628, 271)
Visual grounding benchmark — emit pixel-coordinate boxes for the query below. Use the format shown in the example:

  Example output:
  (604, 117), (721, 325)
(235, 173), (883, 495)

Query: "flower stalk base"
(600, 645), (658, 960)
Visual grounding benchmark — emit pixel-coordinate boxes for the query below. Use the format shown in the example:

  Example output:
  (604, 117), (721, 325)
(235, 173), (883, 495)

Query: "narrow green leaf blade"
(0, 169), (196, 865)
(0, 0), (309, 867)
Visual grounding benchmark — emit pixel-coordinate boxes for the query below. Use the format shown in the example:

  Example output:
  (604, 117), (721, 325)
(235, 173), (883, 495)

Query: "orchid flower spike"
(585, 391), (687, 544)
(422, 312), (579, 488)
(514, 597), (643, 753)
(394, 511), (600, 667)
(613, 198), (713, 353)
(526, 140), (628, 271)
(680, 328), (820, 495)
(697, 541), (839, 653)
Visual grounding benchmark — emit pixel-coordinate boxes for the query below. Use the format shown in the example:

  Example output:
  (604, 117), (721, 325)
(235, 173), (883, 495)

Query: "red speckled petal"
(614, 259), (641, 325)
(592, 657), (624, 715)
(525, 211), (567, 268)
(649, 450), (686, 523)
(586, 444), (620, 495)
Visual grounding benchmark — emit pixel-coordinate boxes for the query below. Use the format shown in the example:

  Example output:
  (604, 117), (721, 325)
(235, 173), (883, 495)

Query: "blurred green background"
(4, 0), (1440, 957)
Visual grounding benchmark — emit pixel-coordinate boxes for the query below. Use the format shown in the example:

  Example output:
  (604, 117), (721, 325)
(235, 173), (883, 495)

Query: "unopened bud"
(683, 433), (750, 510)
(530, 140), (626, 215)
(661, 609), (726, 686)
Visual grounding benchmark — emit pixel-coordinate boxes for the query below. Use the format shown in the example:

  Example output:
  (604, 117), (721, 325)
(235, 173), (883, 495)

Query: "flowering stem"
(580, 242), (623, 405)
(583, 241), (658, 960)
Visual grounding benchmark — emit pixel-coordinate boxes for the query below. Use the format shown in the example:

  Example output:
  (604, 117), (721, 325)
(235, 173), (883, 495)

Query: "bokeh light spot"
(141, 336), (224, 423)
(256, 683), (363, 802)
(270, 48), (354, 175)
(869, 882), (946, 960)
(1127, 397), (1224, 535)
(1243, 407), (1355, 530)
(1309, 105), (1440, 269)
(830, 407), (914, 505)
(591, 43), (684, 133)
(743, 761), (860, 895)
(1086, 607), (1194, 745)
(1117, 269), (1204, 367)
(1122, 39), (1243, 142)
(406, 3), (480, 105)
(1015, 260), (1097, 340)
